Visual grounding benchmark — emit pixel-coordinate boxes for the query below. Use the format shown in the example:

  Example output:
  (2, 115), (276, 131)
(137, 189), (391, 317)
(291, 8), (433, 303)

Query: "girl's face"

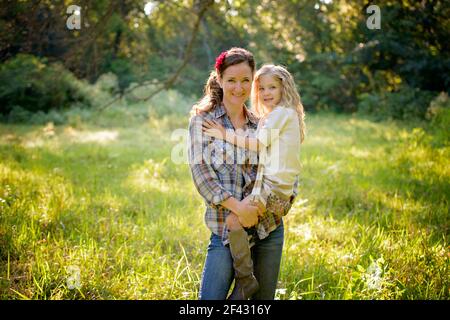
(258, 74), (282, 111)
(219, 62), (253, 108)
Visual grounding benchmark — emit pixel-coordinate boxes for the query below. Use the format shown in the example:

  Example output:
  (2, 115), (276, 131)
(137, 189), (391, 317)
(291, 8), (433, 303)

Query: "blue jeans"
(199, 220), (284, 300)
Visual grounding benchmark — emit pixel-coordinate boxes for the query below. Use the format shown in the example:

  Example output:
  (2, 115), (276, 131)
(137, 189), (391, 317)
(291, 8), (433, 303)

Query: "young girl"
(202, 64), (306, 299)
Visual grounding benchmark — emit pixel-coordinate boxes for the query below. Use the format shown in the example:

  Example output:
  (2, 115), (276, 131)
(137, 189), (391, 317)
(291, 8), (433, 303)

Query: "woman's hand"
(242, 194), (266, 218)
(202, 119), (226, 140)
(235, 197), (263, 228)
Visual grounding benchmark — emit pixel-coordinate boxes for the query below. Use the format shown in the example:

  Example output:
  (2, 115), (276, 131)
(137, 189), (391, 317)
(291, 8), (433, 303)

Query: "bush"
(0, 54), (93, 117)
(293, 54), (361, 114)
(145, 55), (208, 98)
(125, 82), (195, 116)
(356, 93), (383, 117)
(7, 106), (32, 123)
(148, 88), (196, 117)
(7, 105), (70, 125)
(357, 85), (436, 120)
(426, 92), (450, 146)
(384, 85), (435, 119)
(107, 58), (138, 94)
(94, 72), (119, 95)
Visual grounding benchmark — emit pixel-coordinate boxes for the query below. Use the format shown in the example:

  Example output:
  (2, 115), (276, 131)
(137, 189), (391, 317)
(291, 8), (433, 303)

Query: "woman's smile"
(219, 62), (253, 108)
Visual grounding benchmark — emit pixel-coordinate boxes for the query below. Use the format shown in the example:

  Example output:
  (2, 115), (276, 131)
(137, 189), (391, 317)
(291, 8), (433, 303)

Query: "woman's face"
(219, 62), (253, 108)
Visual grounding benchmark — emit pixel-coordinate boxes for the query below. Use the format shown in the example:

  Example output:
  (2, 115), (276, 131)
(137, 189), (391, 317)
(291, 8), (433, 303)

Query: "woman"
(188, 47), (286, 300)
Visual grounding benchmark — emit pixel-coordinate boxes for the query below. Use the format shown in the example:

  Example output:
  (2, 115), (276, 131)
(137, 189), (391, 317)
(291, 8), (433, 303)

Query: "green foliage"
(425, 92), (450, 146)
(145, 55), (210, 97)
(358, 85), (436, 120)
(384, 86), (436, 119)
(0, 0), (448, 300)
(94, 72), (119, 95)
(358, 1), (450, 93)
(296, 54), (360, 113)
(7, 106), (68, 125)
(3, 81), (195, 128)
(304, 71), (342, 111)
(102, 58), (139, 95)
(1, 1), (449, 121)
(0, 54), (93, 117)
(126, 82), (196, 117)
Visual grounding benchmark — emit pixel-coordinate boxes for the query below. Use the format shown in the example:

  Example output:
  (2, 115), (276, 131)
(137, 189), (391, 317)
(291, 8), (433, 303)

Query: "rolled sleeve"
(190, 164), (232, 206)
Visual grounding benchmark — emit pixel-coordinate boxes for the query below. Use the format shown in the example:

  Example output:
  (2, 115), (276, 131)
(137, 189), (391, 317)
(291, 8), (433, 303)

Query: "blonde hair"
(251, 64), (306, 143)
(191, 47), (255, 116)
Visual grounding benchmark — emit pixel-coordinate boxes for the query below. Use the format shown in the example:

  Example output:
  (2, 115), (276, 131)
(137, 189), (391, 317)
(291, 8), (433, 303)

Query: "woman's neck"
(223, 101), (246, 130)
(223, 101), (245, 121)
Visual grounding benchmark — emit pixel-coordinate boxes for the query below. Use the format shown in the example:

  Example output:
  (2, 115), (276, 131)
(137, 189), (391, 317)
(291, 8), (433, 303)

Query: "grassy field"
(0, 97), (448, 300)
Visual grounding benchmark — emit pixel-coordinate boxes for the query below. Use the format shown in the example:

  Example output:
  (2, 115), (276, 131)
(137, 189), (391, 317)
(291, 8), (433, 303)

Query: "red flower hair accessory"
(215, 51), (227, 71)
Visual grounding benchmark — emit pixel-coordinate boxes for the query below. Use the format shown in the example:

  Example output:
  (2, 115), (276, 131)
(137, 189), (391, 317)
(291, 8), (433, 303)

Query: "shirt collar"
(214, 104), (227, 119)
(244, 106), (259, 125)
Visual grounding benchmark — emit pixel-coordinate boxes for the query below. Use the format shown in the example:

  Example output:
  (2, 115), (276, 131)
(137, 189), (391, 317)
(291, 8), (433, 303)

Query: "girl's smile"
(258, 74), (282, 110)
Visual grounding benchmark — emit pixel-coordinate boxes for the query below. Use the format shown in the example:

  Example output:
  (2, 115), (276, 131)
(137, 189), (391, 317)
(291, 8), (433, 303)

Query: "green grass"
(0, 101), (448, 300)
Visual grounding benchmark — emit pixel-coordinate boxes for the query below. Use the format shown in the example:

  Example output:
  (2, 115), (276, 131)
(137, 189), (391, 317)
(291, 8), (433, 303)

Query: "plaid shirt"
(188, 104), (263, 244)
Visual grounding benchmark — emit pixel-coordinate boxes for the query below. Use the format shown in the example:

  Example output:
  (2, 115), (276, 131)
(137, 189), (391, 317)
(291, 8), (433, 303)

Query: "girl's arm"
(202, 118), (262, 152)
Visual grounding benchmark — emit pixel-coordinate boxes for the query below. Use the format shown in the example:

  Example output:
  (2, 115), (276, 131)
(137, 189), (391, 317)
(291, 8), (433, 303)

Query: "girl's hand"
(202, 119), (226, 140)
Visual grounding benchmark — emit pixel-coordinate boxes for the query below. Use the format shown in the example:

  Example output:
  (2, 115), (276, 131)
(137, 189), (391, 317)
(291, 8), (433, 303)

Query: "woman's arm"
(202, 118), (262, 152)
(188, 115), (233, 205)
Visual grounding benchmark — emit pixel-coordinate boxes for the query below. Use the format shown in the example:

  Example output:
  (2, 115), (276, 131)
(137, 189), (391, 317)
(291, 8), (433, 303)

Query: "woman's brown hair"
(191, 47), (255, 116)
